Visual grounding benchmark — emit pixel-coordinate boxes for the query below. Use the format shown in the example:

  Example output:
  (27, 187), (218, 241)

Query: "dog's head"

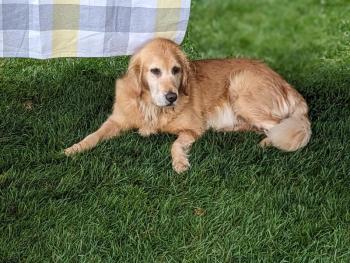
(127, 38), (191, 107)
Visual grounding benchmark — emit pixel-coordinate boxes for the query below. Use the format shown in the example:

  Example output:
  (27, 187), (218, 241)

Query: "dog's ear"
(176, 49), (191, 96)
(126, 53), (143, 96)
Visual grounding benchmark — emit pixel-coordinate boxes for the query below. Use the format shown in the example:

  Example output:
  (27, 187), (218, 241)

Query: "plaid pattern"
(0, 0), (191, 59)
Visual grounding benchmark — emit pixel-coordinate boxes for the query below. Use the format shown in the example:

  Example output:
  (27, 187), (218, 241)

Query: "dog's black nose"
(165, 92), (177, 103)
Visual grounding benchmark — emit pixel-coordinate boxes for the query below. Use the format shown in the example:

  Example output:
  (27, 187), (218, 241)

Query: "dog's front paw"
(172, 157), (190, 173)
(259, 137), (272, 148)
(64, 143), (81, 156)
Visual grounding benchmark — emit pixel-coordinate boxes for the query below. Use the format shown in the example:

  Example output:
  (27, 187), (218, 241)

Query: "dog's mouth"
(152, 101), (176, 108)
(166, 102), (175, 107)
(164, 100), (178, 108)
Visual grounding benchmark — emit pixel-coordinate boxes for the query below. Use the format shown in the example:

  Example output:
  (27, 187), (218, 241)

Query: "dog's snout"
(165, 92), (177, 103)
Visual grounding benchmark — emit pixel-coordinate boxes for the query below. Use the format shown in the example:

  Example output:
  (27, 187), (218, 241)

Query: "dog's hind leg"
(171, 131), (198, 173)
(64, 118), (122, 155)
(229, 70), (310, 151)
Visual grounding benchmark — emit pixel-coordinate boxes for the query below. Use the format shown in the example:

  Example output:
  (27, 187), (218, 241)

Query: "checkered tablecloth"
(0, 0), (191, 59)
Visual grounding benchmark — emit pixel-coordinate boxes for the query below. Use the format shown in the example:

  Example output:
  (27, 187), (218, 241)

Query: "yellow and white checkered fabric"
(0, 0), (191, 58)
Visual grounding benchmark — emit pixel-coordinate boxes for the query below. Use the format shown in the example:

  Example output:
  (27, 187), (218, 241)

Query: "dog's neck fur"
(138, 99), (182, 129)
(138, 100), (161, 126)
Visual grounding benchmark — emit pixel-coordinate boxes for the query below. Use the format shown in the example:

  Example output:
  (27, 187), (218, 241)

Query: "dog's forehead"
(145, 52), (179, 68)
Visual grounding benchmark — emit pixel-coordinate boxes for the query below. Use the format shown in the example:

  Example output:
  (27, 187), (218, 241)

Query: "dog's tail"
(267, 103), (311, 152)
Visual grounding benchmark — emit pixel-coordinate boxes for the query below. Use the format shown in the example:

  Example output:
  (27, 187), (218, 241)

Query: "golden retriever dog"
(65, 38), (311, 173)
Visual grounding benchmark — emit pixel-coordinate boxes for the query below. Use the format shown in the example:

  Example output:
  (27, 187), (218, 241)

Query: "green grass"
(1, 0), (350, 261)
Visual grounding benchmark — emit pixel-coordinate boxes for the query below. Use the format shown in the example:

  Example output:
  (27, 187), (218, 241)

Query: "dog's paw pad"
(172, 158), (190, 173)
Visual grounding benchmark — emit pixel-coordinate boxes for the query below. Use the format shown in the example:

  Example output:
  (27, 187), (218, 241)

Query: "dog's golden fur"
(65, 38), (311, 173)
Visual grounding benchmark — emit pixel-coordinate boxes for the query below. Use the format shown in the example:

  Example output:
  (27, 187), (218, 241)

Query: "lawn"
(1, 0), (350, 262)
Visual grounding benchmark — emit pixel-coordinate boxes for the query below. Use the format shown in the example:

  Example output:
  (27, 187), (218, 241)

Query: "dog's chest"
(206, 103), (239, 131)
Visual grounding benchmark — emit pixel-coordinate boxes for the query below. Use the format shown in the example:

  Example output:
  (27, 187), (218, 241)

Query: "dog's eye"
(172, 66), (181, 75)
(150, 68), (161, 76)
